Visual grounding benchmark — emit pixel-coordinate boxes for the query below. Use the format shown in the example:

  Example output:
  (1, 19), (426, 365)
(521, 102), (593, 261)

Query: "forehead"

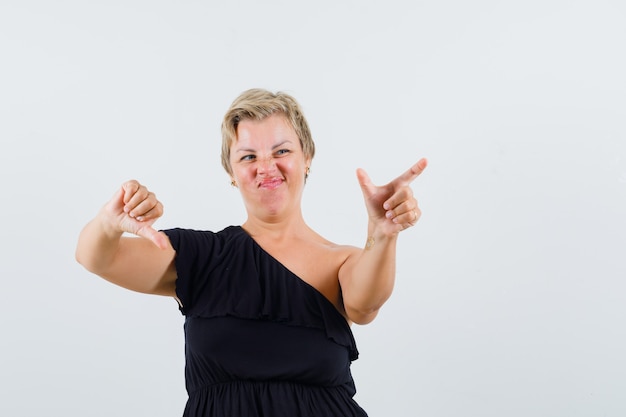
(235, 113), (298, 145)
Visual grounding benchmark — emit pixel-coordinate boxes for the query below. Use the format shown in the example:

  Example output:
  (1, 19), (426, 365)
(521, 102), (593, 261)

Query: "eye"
(275, 149), (291, 156)
(240, 154), (256, 161)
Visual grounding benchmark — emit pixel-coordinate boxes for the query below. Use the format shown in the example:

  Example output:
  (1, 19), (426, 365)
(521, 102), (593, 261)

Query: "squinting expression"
(230, 113), (310, 216)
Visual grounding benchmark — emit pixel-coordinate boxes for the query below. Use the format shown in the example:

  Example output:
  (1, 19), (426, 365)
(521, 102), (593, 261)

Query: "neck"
(242, 212), (309, 241)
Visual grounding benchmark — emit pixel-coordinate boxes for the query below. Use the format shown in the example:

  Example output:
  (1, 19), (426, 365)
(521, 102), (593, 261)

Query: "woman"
(76, 88), (427, 416)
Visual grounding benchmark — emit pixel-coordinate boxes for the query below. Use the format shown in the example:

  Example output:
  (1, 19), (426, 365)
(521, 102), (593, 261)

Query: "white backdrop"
(1, 1), (625, 416)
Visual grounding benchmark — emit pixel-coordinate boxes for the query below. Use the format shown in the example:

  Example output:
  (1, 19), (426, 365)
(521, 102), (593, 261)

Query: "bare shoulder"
(306, 232), (359, 266)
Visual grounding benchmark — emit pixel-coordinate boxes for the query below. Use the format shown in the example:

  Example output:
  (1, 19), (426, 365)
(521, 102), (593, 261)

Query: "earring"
(230, 179), (238, 187)
(305, 167), (310, 180)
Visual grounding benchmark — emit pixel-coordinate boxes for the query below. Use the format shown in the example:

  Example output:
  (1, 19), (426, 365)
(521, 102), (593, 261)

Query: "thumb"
(136, 225), (169, 250)
(356, 168), (375, 197)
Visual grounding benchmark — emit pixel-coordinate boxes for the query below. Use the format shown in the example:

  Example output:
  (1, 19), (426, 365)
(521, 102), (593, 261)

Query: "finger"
(139, 201), (163, 221)
(393, 158), (428, 186)
(122, 180), (141, 205)
(394, 206), (421, 226)
(356, 168), (375, 196)
(136, 226), (169, 250)
(383, 187), (413, 211)
(384, 198), (415, 221)
(124, 185), (151, 215)
(134, 201), (163, 222)
(390, 207), (421, 230)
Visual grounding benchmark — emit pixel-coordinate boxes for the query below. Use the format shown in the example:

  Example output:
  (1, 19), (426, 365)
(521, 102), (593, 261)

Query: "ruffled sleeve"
(162, 227), (223, 315)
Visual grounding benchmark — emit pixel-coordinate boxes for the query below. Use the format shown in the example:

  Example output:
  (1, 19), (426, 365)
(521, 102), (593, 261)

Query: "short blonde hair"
(221, 88), (316, 175)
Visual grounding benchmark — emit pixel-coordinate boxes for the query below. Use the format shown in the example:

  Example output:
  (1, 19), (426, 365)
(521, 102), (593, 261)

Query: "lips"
(258, 178), (284, 189)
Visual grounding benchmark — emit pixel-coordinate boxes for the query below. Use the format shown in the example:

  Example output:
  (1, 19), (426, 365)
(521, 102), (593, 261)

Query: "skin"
(75, 113), (427, 325)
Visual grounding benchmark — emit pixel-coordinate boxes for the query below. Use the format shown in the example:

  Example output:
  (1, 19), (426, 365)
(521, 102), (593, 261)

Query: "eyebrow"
(234, 140), (293, 153)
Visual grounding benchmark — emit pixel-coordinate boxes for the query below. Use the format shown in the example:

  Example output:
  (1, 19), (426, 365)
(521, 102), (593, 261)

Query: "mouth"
(258, 178), (284, 190)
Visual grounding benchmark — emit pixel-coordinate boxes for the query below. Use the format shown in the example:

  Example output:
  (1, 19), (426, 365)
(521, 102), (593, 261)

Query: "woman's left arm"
(339, 158), (427, 324)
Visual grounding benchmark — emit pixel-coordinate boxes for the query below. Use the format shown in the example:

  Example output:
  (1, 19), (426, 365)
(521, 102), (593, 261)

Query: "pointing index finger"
(394, 158), (428, 186)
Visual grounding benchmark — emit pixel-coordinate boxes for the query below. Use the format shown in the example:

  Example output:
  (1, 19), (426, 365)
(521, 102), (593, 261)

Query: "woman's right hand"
(100, 180), (169, 249)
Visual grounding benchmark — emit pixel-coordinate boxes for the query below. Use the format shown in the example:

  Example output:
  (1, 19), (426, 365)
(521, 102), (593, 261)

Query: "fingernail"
(136, 216), (144, 221)
(386, 211), (394, 219)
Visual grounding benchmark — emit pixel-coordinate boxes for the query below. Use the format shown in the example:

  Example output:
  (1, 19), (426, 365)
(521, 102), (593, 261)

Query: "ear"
(304, 157), (312, 180)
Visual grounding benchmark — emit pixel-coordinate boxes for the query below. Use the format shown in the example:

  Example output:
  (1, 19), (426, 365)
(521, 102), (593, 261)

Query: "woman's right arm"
(75, 180), (177, 297)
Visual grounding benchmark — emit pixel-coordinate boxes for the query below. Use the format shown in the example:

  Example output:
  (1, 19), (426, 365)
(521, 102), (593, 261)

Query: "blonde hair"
(221, 88), (316, 175)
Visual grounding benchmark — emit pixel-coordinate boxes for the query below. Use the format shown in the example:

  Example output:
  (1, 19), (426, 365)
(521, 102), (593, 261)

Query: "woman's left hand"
(356, 158), (427, 236)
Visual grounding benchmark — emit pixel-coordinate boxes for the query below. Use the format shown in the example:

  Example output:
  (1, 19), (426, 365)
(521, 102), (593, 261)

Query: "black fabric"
(163, 226), (367, 417)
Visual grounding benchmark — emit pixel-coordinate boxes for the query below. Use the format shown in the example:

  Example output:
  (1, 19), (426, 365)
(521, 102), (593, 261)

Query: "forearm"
(341, 229), (398, 324)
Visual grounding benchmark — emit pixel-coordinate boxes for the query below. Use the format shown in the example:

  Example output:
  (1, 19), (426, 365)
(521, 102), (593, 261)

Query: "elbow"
(75, 246), (87, 269)
(343, 292), (390, 325)
(75, 244), (93, 271)
(74, 245), (102, 275)
(345, 304), (381, 325)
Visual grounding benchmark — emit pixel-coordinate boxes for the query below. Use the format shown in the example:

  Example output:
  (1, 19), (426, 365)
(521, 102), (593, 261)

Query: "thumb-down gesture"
(356, 158), (427, 236)
(101, 180), (169, 249)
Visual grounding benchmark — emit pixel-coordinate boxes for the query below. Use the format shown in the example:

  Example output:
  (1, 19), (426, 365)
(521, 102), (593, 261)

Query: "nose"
(257, 155), (277, 174)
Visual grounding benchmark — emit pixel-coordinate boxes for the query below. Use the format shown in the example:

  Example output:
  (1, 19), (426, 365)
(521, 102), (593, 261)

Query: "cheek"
(230, 165), (247, 182)
(279, 158), (302, 172)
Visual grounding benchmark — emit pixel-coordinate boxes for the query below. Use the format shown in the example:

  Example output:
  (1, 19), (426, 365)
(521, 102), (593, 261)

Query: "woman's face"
(230, 113), (311, 219)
